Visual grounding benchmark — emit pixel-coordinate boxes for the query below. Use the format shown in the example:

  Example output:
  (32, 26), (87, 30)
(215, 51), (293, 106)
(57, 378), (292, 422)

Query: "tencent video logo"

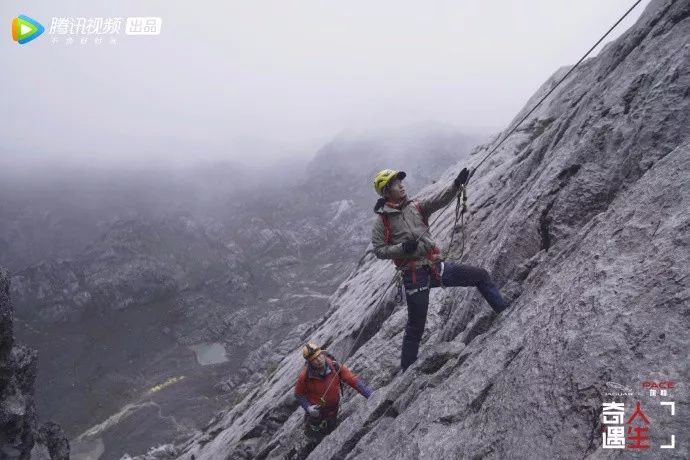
(11, 15), (45, 44)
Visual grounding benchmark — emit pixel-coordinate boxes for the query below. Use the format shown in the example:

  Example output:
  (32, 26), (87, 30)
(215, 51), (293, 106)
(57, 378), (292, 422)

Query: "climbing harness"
(388, 184), (468, 294)
(312, 419), (329, 433)
(405, 278), (431, 296)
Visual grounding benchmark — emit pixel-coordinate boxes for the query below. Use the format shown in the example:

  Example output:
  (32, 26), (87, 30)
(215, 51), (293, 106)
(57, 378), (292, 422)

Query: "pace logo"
(11, 14), (45, 44)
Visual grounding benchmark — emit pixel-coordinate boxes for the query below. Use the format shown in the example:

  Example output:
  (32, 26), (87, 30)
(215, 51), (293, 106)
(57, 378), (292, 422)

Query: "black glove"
(401, 239), (418, 254)
(454, 167), (469, 187)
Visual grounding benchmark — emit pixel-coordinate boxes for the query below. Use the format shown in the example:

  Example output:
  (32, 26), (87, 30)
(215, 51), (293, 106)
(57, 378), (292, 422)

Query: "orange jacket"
(294, 358), (360, 418)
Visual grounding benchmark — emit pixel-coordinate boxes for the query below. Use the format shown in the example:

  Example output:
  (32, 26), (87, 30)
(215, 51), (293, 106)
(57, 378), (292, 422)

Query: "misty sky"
(2, 0), (650, 168)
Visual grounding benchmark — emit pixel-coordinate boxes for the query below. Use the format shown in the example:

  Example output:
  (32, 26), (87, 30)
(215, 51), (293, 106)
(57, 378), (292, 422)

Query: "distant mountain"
(3, 123), (482, 458)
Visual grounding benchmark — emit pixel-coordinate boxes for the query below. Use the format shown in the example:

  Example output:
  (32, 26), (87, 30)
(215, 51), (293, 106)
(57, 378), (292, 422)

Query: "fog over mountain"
(2, 123), (483, 459)
(2, 1), (648, 167)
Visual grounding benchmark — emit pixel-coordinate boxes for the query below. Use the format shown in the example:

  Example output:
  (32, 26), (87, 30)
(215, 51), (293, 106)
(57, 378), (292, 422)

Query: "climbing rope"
(317, 272), (401, 404)
(443, 185), (468, 262)
(470, 0), (645, 179)
(414, 0), (645, 245)
(314, 0), (645, 420)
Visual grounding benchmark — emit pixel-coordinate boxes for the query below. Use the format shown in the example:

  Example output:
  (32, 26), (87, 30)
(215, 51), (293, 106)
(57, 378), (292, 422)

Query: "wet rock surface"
(170, 2), (690, 458)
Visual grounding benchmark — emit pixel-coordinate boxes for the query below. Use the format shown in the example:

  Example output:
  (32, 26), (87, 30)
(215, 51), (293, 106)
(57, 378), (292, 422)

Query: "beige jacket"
(371, 182), (460, 262)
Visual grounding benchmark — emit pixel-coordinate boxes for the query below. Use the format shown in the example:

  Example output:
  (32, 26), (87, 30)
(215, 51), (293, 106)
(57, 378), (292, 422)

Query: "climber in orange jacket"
(295, 342), (372, 437)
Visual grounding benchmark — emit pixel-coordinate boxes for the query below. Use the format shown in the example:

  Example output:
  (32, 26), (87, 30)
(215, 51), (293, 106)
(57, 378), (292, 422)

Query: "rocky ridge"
(165, 1), (690, 458)
(0, 269), (69, 459)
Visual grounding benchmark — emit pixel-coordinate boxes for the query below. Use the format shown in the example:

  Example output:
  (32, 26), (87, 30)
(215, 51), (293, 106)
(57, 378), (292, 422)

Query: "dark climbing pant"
(299, 415), (338, 457)
(304, 414), (338, 439)
(400, 262), (508, 370)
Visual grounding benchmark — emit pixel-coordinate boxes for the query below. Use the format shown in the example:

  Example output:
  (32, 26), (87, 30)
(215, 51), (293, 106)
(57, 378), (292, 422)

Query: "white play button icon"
(20, 23), (33, 35)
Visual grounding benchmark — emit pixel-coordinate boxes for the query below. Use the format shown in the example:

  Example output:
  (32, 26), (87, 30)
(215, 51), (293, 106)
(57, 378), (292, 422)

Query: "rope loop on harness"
(394, 270), (404, 304)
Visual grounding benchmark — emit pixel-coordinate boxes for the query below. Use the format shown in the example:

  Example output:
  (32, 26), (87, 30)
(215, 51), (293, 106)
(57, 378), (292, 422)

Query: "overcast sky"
(2, 0), (651, 169)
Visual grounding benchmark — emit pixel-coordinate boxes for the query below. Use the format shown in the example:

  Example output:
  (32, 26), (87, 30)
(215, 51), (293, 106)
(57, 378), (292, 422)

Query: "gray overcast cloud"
(1, 0), (650, 168)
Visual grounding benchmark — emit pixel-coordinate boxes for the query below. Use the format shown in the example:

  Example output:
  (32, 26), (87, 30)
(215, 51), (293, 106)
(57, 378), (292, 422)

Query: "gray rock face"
(0, 268), (37, 458)
(0, 269), (70, 459)
(172, 1), (690, 458)
(37, 422), (70, 460)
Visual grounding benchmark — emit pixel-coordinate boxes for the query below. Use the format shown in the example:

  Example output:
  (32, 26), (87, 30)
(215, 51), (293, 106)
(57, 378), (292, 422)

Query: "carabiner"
(394, 271), (404, 304)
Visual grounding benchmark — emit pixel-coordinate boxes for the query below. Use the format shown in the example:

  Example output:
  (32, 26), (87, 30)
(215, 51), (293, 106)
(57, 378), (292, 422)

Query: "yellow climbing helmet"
(302, 342), (321, 361)
(373, 169), (406, 196)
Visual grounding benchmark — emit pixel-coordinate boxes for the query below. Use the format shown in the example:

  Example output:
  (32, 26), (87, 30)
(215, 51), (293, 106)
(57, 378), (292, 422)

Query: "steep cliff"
(169, 1), (689, 458)
(0, 269), (69, 459)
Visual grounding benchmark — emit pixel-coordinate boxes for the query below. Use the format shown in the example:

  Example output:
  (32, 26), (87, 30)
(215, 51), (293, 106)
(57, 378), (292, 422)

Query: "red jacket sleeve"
(338, 364), (360, 389)
(295, 369), (307, 397)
